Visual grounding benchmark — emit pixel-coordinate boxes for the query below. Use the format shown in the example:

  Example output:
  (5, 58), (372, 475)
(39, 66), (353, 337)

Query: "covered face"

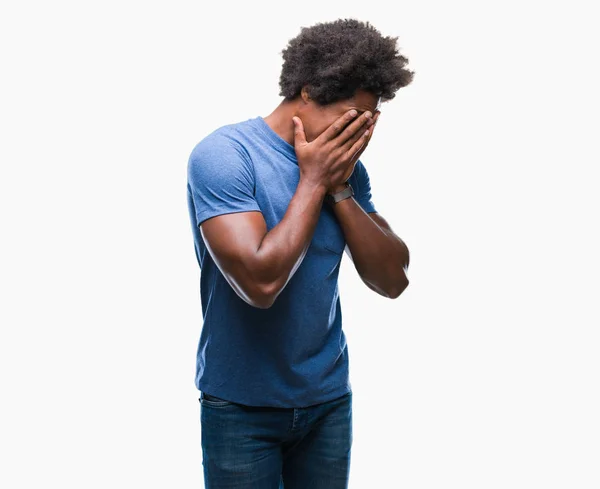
(297, 88), (381, 143)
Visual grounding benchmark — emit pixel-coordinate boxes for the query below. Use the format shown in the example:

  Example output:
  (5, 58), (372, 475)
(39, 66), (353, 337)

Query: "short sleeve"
(351, 159), (377, 213)
(187, 135), (261, 227)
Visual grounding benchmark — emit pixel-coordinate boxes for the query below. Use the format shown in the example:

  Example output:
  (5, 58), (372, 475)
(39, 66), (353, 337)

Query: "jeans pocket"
(200, 392), (235, 407)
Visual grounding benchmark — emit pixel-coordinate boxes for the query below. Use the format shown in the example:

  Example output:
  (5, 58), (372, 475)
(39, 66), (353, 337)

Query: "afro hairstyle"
(278, 18), (415, 106)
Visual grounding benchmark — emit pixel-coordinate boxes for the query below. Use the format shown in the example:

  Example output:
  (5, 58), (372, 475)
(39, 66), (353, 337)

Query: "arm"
(189, 109), (372, 309)
(200, 181), (326, 309)
(332, 199), (410, 299)
(328, 109), (409, 299)
(329, 152), (409, 298)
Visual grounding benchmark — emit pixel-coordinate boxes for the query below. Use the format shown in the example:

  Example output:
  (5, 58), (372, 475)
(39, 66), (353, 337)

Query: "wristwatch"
(325, 183), (354, 206)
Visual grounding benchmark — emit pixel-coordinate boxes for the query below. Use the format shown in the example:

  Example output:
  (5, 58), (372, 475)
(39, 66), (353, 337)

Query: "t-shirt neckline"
(253, 116), (298, 164)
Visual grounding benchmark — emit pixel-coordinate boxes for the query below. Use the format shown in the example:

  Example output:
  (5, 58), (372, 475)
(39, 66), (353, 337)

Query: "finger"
(292, 116), (307, 147)
(363, 113), (379, 141)
(336, 111), (373, 147)
(356, 127), (375, 158)
(341, 116), (371, 152)
(351, 115), (378, 161)
(363, 111), (379, 132)
(319, 109), (360, 143)
(371, 112), (380, 126)
(354, 135), (370, 160)
(368, 116), (379, 139)
(352, 135), (371, 160)
(353, 135), (370, 161)
(345, 127), (370, 160)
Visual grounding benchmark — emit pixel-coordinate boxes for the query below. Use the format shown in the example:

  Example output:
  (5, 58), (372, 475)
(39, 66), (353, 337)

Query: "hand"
(292, 109), (373, 193)
(331, 110), (380, 193)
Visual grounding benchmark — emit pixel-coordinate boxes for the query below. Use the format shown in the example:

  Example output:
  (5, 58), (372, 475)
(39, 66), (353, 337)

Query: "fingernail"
(365, 111), (372, 118)
(349, 110), (357, 117)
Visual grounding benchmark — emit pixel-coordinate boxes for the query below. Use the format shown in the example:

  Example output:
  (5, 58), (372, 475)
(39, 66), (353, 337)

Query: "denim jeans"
(199, 391), (353, 488)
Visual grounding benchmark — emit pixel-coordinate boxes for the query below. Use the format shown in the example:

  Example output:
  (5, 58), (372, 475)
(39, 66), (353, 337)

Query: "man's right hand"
(292, 110), (373, 191)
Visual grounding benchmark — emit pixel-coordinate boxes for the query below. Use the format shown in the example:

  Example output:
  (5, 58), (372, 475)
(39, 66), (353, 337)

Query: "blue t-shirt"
(186, 115), (376, 408)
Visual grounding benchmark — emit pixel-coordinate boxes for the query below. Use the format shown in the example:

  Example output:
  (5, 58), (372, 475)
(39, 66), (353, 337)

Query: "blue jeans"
(199, 391), (353, 488)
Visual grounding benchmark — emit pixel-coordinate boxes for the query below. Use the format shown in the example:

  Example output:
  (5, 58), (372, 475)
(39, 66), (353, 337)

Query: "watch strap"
(326, 183), (354, 206)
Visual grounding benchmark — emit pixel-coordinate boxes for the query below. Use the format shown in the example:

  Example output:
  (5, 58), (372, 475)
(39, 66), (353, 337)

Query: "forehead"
(339, 92), (381, 113)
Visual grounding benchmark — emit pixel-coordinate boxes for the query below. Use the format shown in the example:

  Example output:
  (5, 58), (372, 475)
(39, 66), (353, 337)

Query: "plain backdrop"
(1, 1), (599, 487)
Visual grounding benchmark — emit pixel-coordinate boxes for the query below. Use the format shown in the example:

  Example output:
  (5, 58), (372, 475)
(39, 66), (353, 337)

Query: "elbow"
(245, 280), (280, 309)
(386, 277), (409, 299)
(222, 265), (281, 309)
(380, 244), (410, 299)
(248, 296), (276, 309)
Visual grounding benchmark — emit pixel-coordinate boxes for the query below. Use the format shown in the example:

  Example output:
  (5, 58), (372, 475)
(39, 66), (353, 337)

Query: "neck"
(262, 99), (300, 147)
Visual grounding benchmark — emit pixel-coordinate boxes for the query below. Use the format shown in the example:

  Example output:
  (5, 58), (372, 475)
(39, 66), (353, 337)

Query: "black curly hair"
(278, 18), (415, 106)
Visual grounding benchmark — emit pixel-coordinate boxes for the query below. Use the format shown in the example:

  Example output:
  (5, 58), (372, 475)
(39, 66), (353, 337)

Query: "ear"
(300, 85), (312, 104)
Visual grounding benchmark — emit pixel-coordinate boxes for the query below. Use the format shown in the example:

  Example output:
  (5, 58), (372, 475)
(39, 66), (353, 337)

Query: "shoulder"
(190, 119), (254, 158)
(188, 119), (258, 170)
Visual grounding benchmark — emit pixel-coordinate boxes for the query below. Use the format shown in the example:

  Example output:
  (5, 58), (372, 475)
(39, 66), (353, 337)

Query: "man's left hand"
(328, 110), (380, 194)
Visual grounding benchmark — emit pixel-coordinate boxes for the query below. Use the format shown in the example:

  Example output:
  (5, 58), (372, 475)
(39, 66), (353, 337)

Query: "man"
(187, 18), (414, 488)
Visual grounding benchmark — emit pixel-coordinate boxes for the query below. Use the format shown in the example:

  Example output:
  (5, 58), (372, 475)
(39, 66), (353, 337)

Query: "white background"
(1, 1), (599, 487)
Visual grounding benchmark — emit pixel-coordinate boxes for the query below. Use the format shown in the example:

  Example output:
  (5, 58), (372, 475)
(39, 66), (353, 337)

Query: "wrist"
(328, 182), (349, 195)
(298, 177), (328, 199)
(325, 182), (354, 207)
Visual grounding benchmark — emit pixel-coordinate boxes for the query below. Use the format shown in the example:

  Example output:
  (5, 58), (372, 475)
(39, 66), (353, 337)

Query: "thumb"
(292, 116), (307, 147)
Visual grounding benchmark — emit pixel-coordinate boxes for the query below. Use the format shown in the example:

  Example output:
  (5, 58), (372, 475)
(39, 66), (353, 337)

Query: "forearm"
(251, 178), (327, 301)
(332, 196), (409, 298)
